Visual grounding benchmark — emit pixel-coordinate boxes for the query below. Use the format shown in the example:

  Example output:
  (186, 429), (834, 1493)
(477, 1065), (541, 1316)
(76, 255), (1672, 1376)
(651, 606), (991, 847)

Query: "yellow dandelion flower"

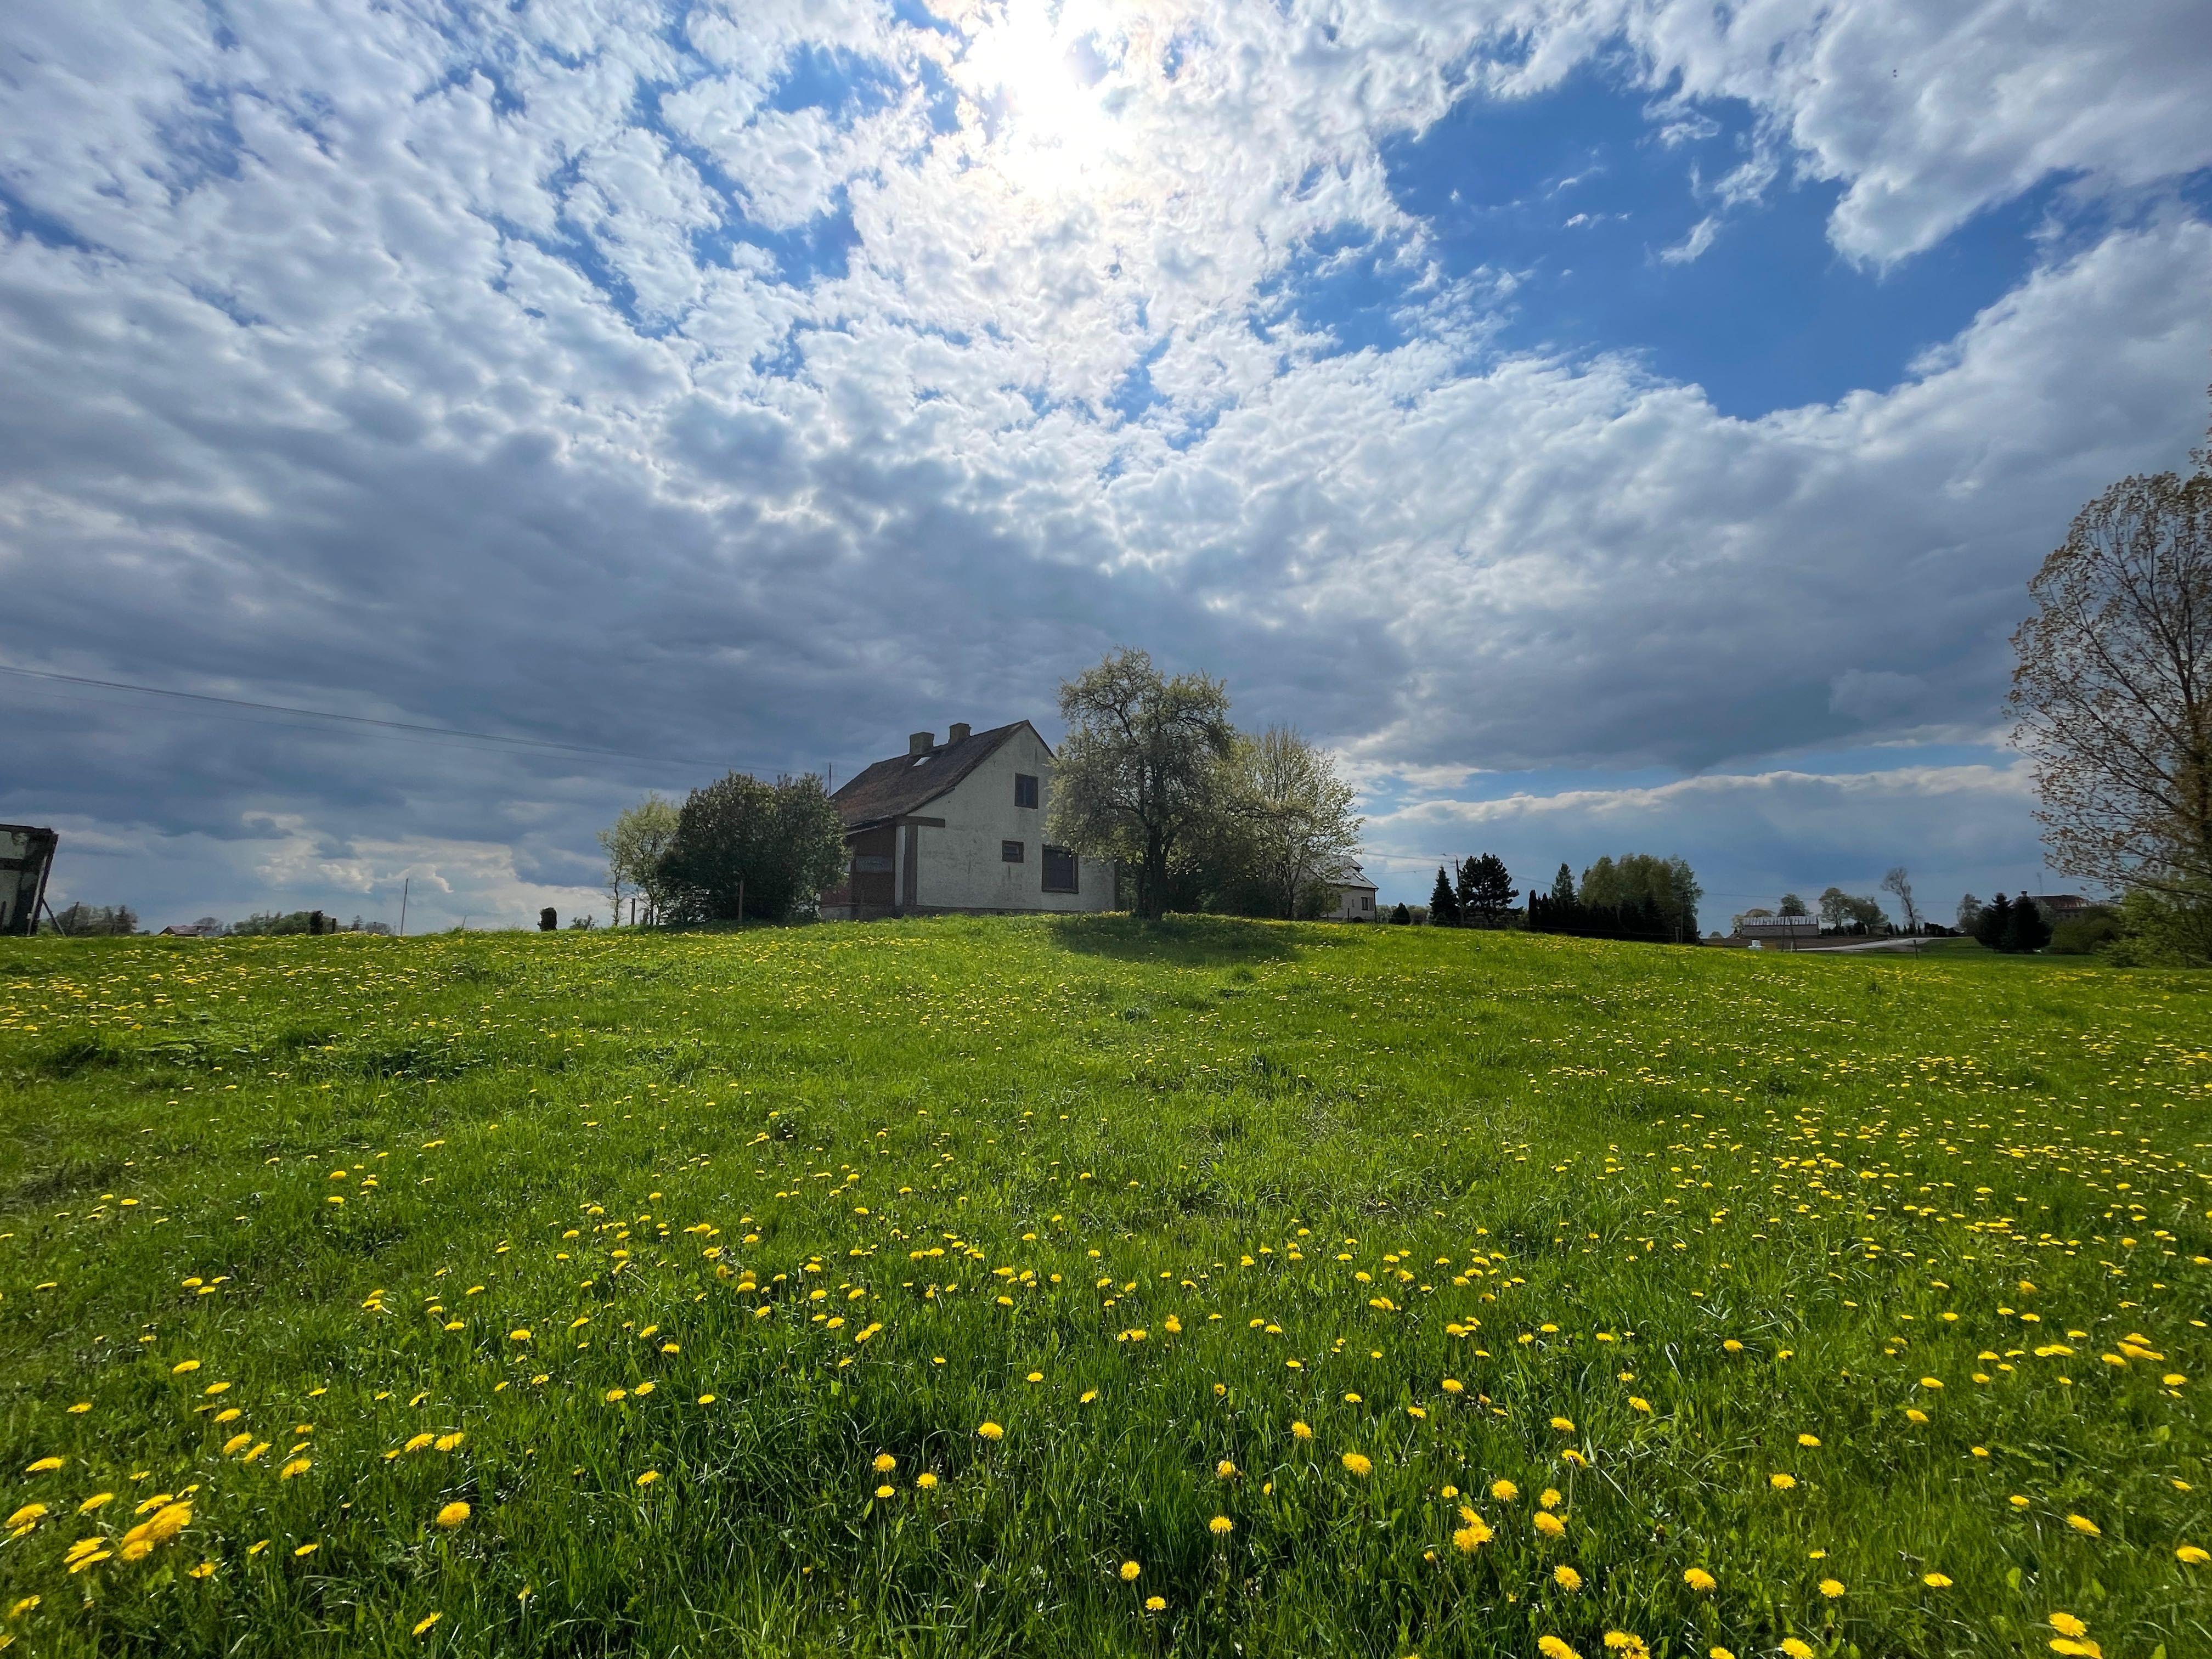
(2066, 1514), (2101, 1537)
(1781, 1643), (1814, 1659)
(1452, 1518), (1492, 1553)
(188, 1560), (216, 1578)
(24, 1458), (62, 1475)
(916, 1472), (938, 1489)
(1683, 1567), (1715, 1592)
(77, 1493), (112, 1515)
(1491, 1479), (1519, 1502)
(1291, 1420), (1313, 1440)
(1924, 1572), (1953, 1588)
(1819, 1578), (1844, 1598)
(1550, 1417), (1575, 1432)
(1144, 1595), (1165, 1611)
(171, 1361), (200, 1375)
(4, 1504), (46, 1529)
(636, 1471), (659, 1487)
(1120, 1561), (1141, 1581)
(279, 1458), (311, 1480)
(1534, 1511), (1566, 1538)
(1798, 1434), (1820, 1448)
(1539, 1488), (1562, 1510)
(978, 1422), (1004, 1442)
(2177, 1545), (2209, 1565)
(1442, 1378), (1464, 1394)
(1629, 1397), (1652, 1413)
(1342, 1453), (1373, 1477)
(1554, 1564), (1582, 1591)
(411, 1613), (442, 1636)
(873, 1485), (893, 1500)
(1538, 1639), (1578, 1659)
(509, 1330), (530, 1342)
(873, 1454), (895, 1473)
(293, 1542), (319, 1557)
(1208, 1515), (1233, 1536)
(1216, 1459), (1238, 1479)
(1770, 1473), (1796, 1491)
(697, 1394), (716, 1406)
(434, 1502), (469, 1530)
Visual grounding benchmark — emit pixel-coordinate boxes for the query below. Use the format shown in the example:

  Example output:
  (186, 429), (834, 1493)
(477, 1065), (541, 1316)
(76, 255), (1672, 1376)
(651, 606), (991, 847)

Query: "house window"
(1042, 845), (1077, 893)
(1014, 773), (1039, 809)
(1002, 840), (1024, 862)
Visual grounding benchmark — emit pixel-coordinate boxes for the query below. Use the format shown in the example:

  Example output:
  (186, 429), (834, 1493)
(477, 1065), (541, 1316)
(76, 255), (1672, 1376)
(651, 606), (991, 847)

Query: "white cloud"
(0, 0), (2205, 925)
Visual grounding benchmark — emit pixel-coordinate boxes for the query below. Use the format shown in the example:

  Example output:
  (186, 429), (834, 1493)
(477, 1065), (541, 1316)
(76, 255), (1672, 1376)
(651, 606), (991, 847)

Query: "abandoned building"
(819, 721), (1116, 921)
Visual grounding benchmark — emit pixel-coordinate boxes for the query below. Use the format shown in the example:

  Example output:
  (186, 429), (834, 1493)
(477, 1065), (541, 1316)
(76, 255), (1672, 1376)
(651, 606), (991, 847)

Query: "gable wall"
(910, 725), (1114, 912)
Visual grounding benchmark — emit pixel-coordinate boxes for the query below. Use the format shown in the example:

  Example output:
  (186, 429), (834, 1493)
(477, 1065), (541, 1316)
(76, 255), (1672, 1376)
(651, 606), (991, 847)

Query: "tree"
(538, 907), (558, 932)
(2005, 894), (2053, 953)
(1956, 893), (1983, 933)
(1819, 886), (1886, 934)
(1581, 854), (1701, 940)
(1778, 892), (1808, 917)
(1548, 863), (1576, 907)
(1453, 856), (1479, 921)
(1048, 648), (1237, 920)
(1464, 853), (1514, 927)
(2010, 400), (2212, 907)
(1236, 726), (1364, 920)
(1880, 867), (1921, 933)
(1975, 892), (2015, 951)
(657, 773), (846, 924)
(599, 793), (681, 925)
(1428, 867), (1460, 925)
(1389, 902), (1410, 925)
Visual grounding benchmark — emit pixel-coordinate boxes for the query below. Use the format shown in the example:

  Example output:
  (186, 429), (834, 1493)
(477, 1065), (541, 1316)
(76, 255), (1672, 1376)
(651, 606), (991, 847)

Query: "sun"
(960, 3), (1121, 190)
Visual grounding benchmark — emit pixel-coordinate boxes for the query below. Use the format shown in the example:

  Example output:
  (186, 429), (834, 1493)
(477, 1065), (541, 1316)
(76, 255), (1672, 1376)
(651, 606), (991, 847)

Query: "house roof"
(1324, 860), (1376, 891)
(831, 720), (1039, 829)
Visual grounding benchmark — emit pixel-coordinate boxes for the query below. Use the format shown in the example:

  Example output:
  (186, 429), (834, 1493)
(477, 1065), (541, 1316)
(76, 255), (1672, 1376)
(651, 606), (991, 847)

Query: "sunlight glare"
(963, 3), (1120, 190)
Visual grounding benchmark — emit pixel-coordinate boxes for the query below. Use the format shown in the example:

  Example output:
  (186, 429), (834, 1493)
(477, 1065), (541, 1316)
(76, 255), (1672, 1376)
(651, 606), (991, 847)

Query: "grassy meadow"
(0, 917), (2207, 1658)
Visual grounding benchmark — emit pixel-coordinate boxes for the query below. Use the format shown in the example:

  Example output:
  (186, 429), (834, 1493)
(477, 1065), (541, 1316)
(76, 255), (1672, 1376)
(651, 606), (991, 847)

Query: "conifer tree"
(1977, 892), (2015, 951)
(2005, 894), (2053, 953)
(1430, 866), (1460, 925)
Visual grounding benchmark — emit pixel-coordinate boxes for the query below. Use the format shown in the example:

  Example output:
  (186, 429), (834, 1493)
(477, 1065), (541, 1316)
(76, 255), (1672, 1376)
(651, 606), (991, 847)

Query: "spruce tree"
(1429, 867), (1460, 925)
(2006, 895), (2052, 953)
(1549, 862), (1576, 907)
(1977, 892), (2014, 951)
(1454, 857), (1479, 920)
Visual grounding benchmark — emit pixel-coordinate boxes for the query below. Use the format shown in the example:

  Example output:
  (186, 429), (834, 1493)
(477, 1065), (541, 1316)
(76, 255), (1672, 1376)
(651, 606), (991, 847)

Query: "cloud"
(0, 0), (2204, 929)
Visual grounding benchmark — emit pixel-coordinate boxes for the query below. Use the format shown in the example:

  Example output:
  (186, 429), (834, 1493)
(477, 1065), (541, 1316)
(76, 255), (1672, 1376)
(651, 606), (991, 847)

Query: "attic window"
(1001, 840), (1024, 863)
(1014, 773), (1039, 808)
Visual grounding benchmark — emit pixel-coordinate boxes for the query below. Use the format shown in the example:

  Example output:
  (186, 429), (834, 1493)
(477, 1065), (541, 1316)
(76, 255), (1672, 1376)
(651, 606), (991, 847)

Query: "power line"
(0, 663), (746, 772)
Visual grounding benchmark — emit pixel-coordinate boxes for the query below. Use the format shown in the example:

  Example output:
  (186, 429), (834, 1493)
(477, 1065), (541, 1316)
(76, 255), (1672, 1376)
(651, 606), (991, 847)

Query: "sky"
(3, 0), (2210, 933)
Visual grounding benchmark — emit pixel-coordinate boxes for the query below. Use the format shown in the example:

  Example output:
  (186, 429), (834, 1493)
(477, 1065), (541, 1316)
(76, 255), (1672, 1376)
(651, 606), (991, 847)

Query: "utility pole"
(398, 877), (409, 936)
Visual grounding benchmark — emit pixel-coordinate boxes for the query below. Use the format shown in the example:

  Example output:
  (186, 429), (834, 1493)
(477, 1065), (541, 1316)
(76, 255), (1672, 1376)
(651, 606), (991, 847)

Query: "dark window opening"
(1042, 845), (1077, 893)
(1001, 840), (1024, 862)
(1014, 773), (1039, 809)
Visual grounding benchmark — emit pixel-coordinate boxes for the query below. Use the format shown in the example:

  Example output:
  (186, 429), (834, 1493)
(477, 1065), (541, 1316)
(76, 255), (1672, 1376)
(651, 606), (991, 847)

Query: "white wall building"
(1322, 860), (1379, 921)
(819, 721), (1116, 920)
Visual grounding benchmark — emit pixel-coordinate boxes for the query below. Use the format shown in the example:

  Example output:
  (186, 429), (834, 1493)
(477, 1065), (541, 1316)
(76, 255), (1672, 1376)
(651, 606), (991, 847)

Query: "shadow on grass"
(1045, 912), (1304, 967)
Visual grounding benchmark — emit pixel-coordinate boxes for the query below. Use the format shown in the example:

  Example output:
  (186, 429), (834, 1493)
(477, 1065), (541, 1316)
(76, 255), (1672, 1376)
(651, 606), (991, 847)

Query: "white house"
(1323, 860), (1379, 921)
(818, 721), (1116, 921)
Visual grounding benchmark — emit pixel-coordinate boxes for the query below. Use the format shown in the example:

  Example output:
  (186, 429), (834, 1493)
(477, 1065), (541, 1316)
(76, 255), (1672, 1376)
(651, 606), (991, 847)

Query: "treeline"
(1525, 854), (1703, 944)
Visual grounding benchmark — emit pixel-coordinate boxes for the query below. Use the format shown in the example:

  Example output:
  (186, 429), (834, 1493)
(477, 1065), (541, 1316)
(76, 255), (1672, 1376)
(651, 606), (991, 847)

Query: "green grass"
(1, 917), (2207, 1658)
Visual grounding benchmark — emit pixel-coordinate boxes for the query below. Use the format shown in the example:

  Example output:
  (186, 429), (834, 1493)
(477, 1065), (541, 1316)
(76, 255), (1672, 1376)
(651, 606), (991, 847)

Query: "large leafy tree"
(2011, 402), (2212, 906)
(1236, 726), (1364, 920)
(657, 773), (845, 924)
(1047, 648), (1237, 920)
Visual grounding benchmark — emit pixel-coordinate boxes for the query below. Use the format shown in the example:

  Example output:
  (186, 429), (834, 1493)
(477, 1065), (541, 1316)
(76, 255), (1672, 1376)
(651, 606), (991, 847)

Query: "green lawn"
(1, 918), (2207, 1658)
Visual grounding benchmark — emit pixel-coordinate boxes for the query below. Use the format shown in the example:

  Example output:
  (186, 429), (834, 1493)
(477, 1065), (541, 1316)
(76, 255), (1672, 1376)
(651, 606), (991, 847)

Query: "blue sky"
(2, 0), (2209, 930)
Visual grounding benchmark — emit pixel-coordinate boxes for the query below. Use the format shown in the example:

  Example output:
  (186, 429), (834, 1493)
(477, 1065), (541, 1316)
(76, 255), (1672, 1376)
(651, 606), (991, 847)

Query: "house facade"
(818, 721), (1116, 921)
(1323, 860), (1378, 921)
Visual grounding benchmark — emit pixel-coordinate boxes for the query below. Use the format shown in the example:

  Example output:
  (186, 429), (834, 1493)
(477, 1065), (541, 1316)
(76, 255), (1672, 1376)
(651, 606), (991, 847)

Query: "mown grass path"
(1, 917), (2207, 1658)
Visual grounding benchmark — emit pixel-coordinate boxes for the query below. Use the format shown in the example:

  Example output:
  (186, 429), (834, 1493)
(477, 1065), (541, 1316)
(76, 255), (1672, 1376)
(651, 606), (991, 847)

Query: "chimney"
(909, 731), (935, 755)
(947, 722), (972, 743)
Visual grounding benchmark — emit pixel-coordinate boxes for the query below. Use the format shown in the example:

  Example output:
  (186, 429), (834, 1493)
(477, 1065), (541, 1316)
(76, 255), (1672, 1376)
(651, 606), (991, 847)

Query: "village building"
(1322, 860), (1378, 921)
(819, 721), (1116, 921)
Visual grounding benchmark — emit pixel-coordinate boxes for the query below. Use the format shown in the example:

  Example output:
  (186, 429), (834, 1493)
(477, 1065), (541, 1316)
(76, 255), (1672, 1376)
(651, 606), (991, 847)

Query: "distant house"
(2024, 894), (2091, 917)
(1733, 916), (1820, 947)
(819, 721), (1116, 921)
(1322, 861), (1378, 921)
(158, 923), (215, 937)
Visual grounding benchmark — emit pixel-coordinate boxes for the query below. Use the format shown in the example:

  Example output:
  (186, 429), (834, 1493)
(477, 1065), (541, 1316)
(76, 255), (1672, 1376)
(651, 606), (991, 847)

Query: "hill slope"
(1, 918), (2207, 1657)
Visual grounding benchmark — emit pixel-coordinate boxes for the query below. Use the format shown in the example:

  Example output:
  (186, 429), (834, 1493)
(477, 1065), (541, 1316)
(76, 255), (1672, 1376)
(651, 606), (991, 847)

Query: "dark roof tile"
(831, 720), (1040, 828)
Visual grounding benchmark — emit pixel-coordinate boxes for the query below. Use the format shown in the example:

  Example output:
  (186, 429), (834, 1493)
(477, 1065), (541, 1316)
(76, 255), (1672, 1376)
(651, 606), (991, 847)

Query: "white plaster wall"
(911, 726), (1114, 912)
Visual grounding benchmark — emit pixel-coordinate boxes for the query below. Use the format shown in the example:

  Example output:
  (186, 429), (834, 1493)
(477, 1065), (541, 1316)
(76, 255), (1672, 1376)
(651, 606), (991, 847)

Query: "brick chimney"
(947, 722), (972, 743)
(909, 731), (935, 755)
